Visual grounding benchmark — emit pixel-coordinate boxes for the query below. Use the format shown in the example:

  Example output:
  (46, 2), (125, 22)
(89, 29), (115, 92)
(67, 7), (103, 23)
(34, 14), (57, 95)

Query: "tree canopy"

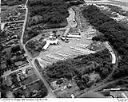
(82, 5), (128, 78)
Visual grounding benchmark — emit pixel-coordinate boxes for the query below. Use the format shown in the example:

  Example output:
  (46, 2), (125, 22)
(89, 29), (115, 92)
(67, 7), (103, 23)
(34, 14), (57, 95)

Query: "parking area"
(37, 29), (96, 68)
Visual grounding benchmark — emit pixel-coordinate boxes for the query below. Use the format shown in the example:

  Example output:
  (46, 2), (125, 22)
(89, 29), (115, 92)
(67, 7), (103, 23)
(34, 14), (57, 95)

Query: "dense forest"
(28, 0), (69, 25)
(45, 49), (113, 89)
(82, 5), (128, 78)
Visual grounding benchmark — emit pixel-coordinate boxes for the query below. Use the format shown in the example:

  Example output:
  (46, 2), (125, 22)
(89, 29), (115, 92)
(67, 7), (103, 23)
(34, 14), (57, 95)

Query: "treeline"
(45, 49), (112, 89)
(82, 5), (128, 78)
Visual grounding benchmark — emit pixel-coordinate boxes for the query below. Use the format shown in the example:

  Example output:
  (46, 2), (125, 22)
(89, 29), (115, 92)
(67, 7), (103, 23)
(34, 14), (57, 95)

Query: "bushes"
(25, 40), (43, 56)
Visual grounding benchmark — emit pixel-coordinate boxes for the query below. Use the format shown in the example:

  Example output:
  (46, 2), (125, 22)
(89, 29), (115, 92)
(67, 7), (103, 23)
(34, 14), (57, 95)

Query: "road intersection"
(19, 0), (127, 98)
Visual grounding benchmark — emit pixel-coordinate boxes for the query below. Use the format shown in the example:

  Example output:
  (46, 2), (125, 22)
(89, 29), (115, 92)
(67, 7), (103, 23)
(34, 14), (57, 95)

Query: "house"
(67, 34), (81, 38)
(43, 34), (59, 50)
(102, 88), (128, 98)
(6, 76), (12, 86)
(43, 39), (59, 50)
(15, 61), (23, 66)
(1, 23), (5, 31)
(51, 78), (71, 90)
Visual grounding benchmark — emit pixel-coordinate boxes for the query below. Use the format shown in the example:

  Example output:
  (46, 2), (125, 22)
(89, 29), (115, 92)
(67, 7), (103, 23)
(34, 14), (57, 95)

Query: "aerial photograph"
(0, 0), (128, 98)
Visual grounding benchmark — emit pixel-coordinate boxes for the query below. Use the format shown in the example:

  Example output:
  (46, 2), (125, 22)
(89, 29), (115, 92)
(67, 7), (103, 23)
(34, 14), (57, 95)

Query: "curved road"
(76, 0), (120, 94)
(20, 0), (123, 98)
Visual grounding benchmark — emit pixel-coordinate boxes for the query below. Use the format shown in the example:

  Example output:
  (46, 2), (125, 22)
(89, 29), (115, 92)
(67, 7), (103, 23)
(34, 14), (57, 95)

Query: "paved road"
(20, 0), (28, 46)
(20, 0), (56, 98)
(33, 59), (56, 98)
(2, 64), (29, 78)
(104, 42), (116, 64)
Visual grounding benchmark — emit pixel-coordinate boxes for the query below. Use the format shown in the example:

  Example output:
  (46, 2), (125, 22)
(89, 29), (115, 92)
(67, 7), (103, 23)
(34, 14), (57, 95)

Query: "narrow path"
(2, 64), (30, 78)
(20, 0), (28, 46)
